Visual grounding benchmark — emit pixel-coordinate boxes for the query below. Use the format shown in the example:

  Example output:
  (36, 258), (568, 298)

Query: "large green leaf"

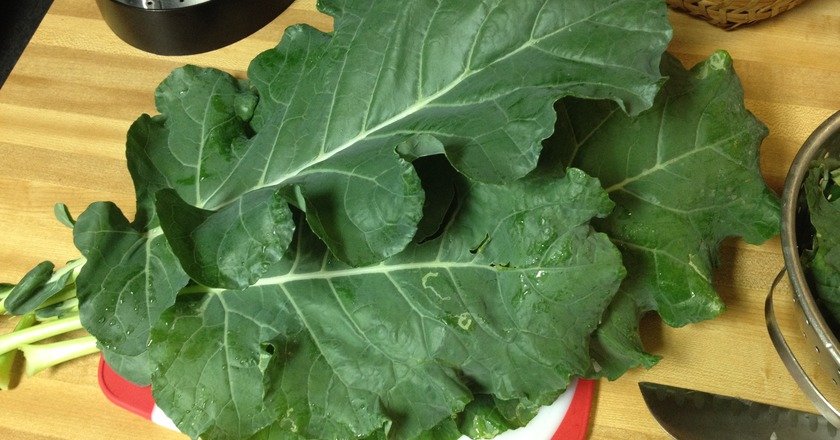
(156, 187), (294, 289)
(72, 115), (191, 358)
(149, 66), (257, 209)
(134, 0), (670, 274)
(545, 51), (780, 376)
(74, 203), (189, 356)
(128, 67), (299, 287)
(149, 166), (625, 440)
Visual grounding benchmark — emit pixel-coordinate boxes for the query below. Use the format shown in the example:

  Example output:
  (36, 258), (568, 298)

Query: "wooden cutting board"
(0, 1), (837, 438)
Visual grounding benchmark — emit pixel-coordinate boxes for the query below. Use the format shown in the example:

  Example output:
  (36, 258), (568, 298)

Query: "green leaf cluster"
(0, 1), (783, 439)
(546, 51), (780, 377)
(803, 155), (840, 324)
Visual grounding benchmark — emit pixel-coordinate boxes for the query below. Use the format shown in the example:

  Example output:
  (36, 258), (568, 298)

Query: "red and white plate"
(98, 356), (593, 440)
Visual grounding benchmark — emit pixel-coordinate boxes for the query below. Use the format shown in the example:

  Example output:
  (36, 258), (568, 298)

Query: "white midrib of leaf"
(215, 293), (244, 428)
(202, 1), (630, 209)
(251, 258), (596, 287)
(604, 128), (746, 194)
(611, 238), (711, 284)
(142, 227), (164, 331)
(195, 75), (228, 206)
(254, 261), (489, 286)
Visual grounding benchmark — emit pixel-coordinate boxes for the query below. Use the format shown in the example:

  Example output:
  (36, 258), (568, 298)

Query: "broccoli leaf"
(149, 166), (624, 440)
(72, 115), (191, 357)
(63, 0), (672, 404)
(74, 203), (189, 356)
(131, 0), (670, 274)
(156, 187), (294, 290)
(148, 66), (258, 210)
(545, 51), (780, 375)
(100, 345), (153, 386)
(457, 395), (519, 439)
(54, 203), (76, 228)
(4, 261), (72, 315)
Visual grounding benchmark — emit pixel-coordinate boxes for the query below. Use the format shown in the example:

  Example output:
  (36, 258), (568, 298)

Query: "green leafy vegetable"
(73, 203), (190, 356)
(100, 346), (153, 386)
(149, 165), (624, 439)
(127, 0), (671, 282)
(0, 1), (784, 439)
(457, 396), (518, 439)
(4, 259), (83, 315)
(0, 268), (100, 389)
(543, 51), (781, 376)
(804, 157), (840, 322)
(156, 187), (294, 289)
(53, 203), (76, 228)
(68, 0), (671, 373)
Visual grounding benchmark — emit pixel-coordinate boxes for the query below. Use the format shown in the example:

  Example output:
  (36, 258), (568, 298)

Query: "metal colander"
(767, 110), (840, 426)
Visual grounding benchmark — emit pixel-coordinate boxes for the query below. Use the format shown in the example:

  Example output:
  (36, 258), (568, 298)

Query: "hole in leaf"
(262, 343), (276, 355)
(469, 234), (491, 255)
(412, 155), (462, 244)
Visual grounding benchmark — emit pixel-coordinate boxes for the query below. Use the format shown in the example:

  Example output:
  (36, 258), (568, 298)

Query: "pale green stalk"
(20, 336), (99, 376)
(0, 314), (37, 389)
(0, 315), (84, 357)
(35, 286), (78, 314)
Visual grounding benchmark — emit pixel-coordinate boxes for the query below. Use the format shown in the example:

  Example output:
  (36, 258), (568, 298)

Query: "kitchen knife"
(639, 382), (840, 439)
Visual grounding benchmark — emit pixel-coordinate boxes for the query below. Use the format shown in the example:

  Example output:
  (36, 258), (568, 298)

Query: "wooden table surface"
(0, 1), (837, 439)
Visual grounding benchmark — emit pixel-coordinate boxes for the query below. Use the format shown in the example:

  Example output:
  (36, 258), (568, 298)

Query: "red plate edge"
(98, 355), (155, 420)
(552, 378), (595, 440)
(98, 356), (595, 438)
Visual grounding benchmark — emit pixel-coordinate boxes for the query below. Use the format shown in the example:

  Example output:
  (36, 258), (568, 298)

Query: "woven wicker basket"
(667, 0), (810, 29)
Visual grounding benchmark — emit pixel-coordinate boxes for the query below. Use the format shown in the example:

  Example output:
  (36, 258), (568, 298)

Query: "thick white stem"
(0, 315), (84, 356)
(0, 314), (37, 389)
(20, 336), (99, 376)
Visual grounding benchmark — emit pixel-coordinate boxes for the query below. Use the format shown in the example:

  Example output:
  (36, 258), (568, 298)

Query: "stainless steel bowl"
(767, 110), (840, 426)
(96, 0), (294, 55)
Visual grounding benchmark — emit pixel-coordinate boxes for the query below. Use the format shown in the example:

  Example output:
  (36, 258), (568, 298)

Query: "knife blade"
(639, 382), (840, 440)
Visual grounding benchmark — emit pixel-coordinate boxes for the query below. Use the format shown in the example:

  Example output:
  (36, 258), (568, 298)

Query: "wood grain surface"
(0, 1), (837, 438)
